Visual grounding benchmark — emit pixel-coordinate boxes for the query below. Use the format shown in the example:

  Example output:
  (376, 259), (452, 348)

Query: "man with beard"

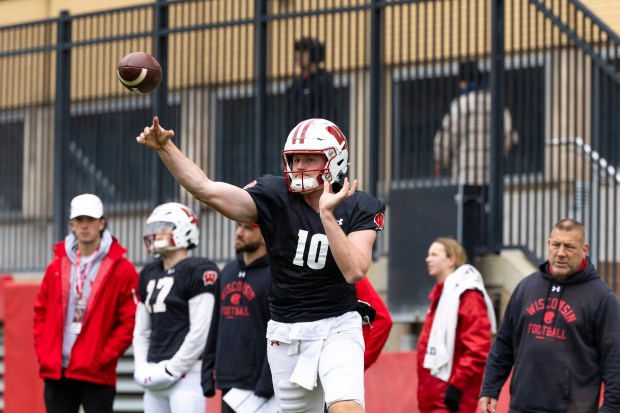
(202, 222), (274, 412)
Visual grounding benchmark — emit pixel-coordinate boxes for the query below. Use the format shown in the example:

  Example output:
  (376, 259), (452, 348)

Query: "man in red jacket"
(33, 194), (138, 413)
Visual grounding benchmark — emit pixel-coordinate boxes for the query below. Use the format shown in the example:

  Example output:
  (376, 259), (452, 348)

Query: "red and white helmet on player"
(281, 118), (349, 193)
(143, 202), (200, 254)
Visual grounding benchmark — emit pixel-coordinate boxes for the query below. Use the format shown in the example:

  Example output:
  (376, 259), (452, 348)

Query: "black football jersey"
(245, 175), (386, 323)
(138, 256), (219, 362)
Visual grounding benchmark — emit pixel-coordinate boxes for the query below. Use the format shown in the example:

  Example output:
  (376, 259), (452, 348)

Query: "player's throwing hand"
(136, 116), (175, 149)
(319, 177), (358, 215)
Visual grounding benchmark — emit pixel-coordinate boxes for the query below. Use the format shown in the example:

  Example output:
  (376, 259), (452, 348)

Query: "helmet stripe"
(179, 206), (200, 225)
(298, 119), (316, 144)
(326, 125), (347, 148)
(292, 118), (318, 145)
(291, 121), (305, 144)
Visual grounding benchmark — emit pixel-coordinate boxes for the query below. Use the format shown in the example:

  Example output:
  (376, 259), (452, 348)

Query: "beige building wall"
(2, 0), (619, 39)
(1, 0), (618, 108)
(0, 0), (152, 26)
(585, 0), (620, 35)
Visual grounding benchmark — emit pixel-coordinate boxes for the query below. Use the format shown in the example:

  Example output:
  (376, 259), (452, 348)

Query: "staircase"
(114, 347), (144, 413)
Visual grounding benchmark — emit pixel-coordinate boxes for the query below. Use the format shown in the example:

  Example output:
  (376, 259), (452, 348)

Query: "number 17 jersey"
(138, 256), (218, 362)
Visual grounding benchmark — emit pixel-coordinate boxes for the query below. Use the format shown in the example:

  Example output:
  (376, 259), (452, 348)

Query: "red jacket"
(417, 283), (491, 413)
(33, 238), (138, 386)
(356, 277), (393, 370)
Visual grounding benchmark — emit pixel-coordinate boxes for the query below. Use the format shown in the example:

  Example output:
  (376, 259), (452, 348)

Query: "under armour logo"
(270, 340), (280, 346)
(336, 218), (344, 226)
(552, 285), (561, 293)
(238, 271), (246, 278)
(166, 268), (176, 274)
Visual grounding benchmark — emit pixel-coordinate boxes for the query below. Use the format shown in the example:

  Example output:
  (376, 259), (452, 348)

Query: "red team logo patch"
(543, 311), (555, 324)
(202, 270), (218, 286)
(374, 212), (385, 230)
(230, 293), (241, 305)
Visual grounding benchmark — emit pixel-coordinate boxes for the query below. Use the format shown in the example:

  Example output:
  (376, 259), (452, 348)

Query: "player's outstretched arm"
(136, 116), (257, 223)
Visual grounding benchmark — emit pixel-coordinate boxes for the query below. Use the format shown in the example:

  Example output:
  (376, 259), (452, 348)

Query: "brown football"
(117, 52), (162, 94)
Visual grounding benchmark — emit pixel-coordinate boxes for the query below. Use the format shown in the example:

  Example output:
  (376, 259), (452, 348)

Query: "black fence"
(1, 0), (619, 315)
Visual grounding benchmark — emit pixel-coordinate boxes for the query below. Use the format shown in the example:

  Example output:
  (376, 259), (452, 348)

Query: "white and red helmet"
(281, 118), (349, 193)
(143, 202), (200, 254)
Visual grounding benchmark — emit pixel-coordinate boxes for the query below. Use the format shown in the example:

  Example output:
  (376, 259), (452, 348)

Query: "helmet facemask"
(283, 151), (327, 193)
(143, 221), (178, 254)
(143, 203), (200, 254)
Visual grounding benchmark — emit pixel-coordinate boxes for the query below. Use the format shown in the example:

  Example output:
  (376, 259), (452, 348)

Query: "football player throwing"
(137, 118), (385, 413)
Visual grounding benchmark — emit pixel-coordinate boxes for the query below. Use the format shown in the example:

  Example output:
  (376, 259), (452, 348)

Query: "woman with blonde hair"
(417, 237), (497, 412)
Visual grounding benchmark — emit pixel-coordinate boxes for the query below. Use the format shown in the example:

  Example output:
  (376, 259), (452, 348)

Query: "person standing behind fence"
(417, 237), (496, 413)
(33, 193), (139, 413)
(201, 222), (274, 412)
(479, 219), (620, 413)
(133, 202), (219, 413)
(433, 60), (518, 185)
(286, 37), (337, 128)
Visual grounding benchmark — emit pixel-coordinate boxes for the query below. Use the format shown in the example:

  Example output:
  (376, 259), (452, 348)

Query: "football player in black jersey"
(136, 117), (385, 413)
(133, 202), (219, 413)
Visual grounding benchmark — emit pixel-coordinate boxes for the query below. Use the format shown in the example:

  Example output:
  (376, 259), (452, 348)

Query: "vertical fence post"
(369, 0), (382, 198)
(152, 0), (169, 205)
(254, 0), (268, 177)
(489, 0), (505, 252)
(53, 11), (72, 242)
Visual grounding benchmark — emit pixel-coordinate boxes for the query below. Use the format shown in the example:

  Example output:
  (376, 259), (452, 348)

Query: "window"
(504, 65), (545, 175)
(393, 71), (458, 180)
(68, 105), (179, 205)
(592, 61), (620, 167)
(392, 62), (545, 182)
(0, 120), (24, 211)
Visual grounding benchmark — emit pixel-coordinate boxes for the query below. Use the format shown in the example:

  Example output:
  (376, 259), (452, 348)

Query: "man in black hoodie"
(479, 218), (620, 413)
(202, 222), (273, 412)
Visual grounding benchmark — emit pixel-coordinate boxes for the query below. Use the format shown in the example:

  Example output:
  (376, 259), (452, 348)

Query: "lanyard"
(75, 248), (97, 299)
